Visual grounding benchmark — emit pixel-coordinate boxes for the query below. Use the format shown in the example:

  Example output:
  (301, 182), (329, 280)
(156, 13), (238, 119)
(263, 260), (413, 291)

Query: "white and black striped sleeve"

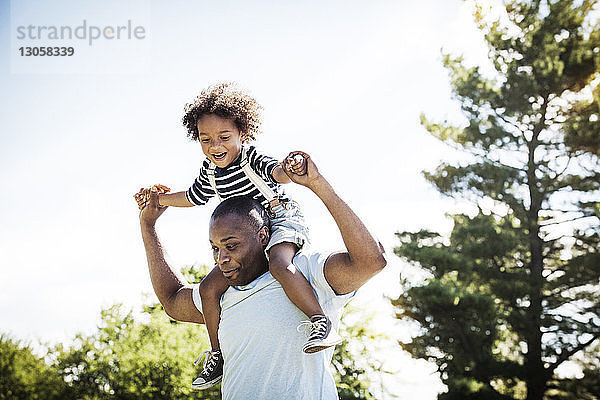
(247, 146), (279, 184)
(186, 161), (216, 206)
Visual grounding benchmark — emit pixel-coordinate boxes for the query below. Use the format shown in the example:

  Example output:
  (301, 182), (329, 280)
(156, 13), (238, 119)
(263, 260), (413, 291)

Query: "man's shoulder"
(295, 248), (358, 302)
(293, 248), (328, 272)
(293, 248), (338, 296)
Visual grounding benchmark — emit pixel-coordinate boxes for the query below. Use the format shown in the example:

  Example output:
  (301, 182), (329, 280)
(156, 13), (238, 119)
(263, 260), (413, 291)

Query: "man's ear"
(257, 226), (270, 246)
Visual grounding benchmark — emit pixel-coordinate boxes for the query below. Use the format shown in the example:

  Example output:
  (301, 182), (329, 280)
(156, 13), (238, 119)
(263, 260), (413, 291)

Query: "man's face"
(208, 213), (269, 286)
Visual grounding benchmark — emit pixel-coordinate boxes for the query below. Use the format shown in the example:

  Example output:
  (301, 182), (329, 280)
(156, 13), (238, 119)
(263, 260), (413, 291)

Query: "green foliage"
(0, 334), (69, 400)
(51, 264), (218, 400)
(332, 306), (392, 400)
(51, 303), (219, 400)
(545, 341), (600, 399)
(393, 1), (600, 399)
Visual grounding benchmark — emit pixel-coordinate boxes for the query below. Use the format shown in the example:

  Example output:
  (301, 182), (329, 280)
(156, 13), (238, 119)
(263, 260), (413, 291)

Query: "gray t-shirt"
(193, 248), (355, 400)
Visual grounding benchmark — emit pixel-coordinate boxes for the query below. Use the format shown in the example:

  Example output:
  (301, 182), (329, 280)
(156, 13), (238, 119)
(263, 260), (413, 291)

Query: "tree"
(51, 265), (220, 400)
(392, 1), (600, 399)
(332, 305), (394, 400)
(51, 303), (220, 400)
(0, 334), (69, 400)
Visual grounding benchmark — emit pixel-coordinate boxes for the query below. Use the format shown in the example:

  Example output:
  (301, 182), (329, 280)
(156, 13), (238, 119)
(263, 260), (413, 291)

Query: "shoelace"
(193, 350), (219, 376)
(296, 318), (327, 340)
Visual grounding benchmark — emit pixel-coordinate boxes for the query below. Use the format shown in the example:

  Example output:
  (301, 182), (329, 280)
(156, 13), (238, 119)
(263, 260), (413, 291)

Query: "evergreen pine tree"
(392, 1), (600, 399)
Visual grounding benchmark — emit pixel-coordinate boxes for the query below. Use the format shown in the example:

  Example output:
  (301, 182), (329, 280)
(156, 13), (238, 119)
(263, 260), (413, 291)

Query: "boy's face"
(197, 114), (244, 168)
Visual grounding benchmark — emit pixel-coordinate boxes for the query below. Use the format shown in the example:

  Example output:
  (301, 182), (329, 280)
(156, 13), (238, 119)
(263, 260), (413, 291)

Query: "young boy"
(134, 82), (341, 390)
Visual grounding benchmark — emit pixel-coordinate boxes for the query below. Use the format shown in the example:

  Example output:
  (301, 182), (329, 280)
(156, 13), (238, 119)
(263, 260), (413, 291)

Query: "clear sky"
(0, 0), (493, 398)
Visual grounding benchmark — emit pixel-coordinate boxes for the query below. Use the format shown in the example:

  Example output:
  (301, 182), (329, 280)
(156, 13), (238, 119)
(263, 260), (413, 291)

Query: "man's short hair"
(211, 196), (270, 231)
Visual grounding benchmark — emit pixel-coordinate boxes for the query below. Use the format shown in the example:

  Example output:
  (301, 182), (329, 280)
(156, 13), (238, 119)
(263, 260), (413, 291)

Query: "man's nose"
(216, 249), (230, 265)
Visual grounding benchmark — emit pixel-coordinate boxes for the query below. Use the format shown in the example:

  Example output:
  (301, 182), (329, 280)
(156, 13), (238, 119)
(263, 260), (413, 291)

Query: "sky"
(0, 0), (495, 398)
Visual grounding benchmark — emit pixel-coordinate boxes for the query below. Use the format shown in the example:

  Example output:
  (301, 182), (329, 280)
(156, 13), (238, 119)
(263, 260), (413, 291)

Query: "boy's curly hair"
(182, 82), (263, 142)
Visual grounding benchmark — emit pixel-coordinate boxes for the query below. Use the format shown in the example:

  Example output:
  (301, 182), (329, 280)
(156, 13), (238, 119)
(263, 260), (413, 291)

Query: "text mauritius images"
(15, 20), (146, 46)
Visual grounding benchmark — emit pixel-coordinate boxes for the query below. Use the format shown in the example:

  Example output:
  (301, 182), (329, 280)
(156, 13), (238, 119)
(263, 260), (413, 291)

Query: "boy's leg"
(193, 265), (229, 390)
(268, 242), (341, 353)
(268, 242), (323, 318)
(199, 265), (229, 350)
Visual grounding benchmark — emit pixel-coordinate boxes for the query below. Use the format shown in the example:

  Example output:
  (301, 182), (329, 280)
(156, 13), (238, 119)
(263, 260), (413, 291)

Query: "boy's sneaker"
(191, 350), (223, 390)
(297, 315), (342, 354)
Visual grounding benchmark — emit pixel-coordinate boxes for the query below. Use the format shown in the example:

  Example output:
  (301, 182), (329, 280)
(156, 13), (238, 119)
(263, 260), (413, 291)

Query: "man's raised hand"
(282, 151), (323, 189)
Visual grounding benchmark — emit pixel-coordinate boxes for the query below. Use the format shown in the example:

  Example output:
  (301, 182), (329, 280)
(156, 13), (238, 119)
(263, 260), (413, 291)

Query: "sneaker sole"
(191, 376), (222, 390)
(302, 336), (342, 354)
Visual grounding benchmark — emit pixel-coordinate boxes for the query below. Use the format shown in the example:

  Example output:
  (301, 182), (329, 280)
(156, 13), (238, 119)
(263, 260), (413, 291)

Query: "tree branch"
(555, 157), (572, 179)
(540, 326), (561, 333)
(546, 333), (600, 373)
(540, 208), (584, 213)
(539, 215), (598, 226)
(494, 110), (525, 136)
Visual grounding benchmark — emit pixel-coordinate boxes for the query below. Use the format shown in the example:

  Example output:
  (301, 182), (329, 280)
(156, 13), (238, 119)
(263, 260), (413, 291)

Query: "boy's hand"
(282, 151), (323, 189)
(133, 184), (171, 210)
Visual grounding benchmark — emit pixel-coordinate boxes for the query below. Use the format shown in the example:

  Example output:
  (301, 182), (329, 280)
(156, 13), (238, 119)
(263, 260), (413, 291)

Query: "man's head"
(209, 196), (271, 286)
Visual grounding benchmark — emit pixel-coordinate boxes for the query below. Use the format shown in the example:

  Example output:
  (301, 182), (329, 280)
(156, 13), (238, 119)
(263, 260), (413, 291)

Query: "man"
(139, 152), (387, 399)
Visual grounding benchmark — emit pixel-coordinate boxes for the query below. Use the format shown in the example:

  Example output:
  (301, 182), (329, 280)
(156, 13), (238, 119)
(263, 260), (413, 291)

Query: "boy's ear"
(240, 131), (250, 143)
(257, 226), (269, 246)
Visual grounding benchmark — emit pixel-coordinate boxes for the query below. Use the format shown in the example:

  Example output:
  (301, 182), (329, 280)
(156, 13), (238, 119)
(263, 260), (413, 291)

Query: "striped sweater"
(186, 145), (288, 209)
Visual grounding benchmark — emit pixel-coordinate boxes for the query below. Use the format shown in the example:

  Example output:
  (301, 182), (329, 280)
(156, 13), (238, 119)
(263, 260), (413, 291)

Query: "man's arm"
(283, 151), (387, 295)
(139, 192), (205, 324)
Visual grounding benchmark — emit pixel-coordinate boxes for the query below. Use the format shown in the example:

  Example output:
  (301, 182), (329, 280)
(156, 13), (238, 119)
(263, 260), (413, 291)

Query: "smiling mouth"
(221, 268), (239, 278)
(213, 152), (227, 161)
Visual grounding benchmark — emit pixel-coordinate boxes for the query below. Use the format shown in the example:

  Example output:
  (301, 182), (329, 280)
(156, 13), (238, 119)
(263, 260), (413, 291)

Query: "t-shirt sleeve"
(186, 160), (216, 206)
(296, 250), (356, 307)
(192, 284), (203, 313)
(246, 146), (279, 184)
